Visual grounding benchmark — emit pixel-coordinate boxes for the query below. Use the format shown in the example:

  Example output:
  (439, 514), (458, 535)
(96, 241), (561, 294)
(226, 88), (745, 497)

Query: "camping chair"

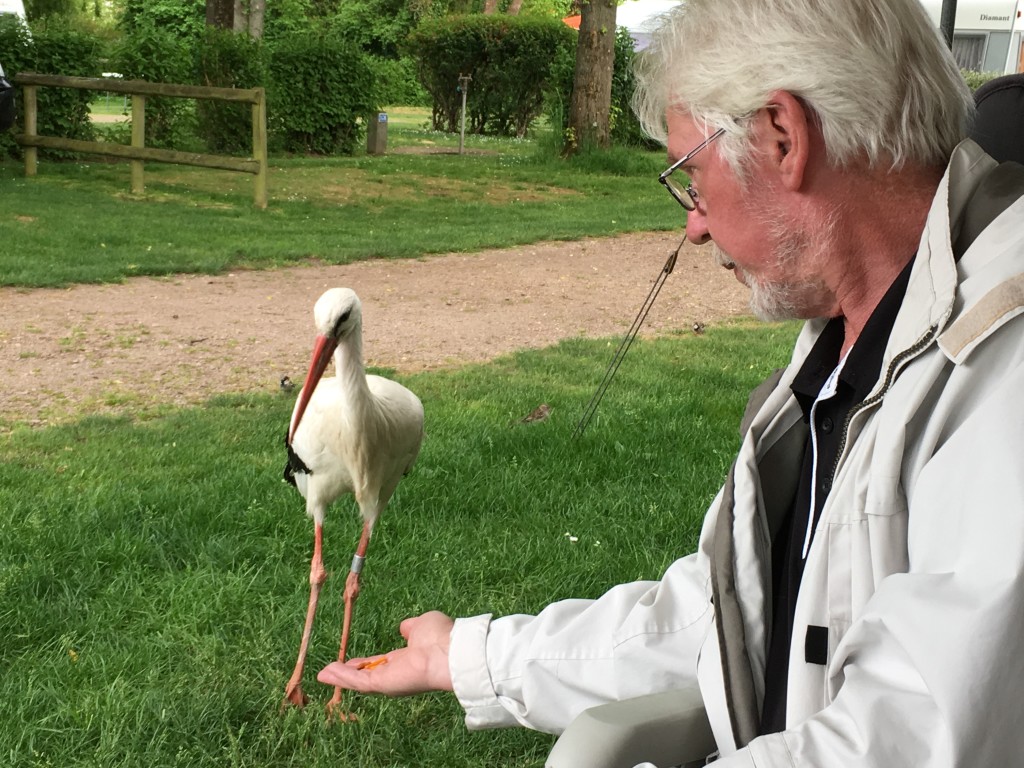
(545, 685), (716, 768)
(970, 73), (1024, 165)
(546, 76), (1024, 768)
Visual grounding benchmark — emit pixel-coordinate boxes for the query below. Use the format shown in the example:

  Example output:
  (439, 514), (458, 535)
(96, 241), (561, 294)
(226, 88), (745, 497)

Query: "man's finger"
(318, 660), (373, 691)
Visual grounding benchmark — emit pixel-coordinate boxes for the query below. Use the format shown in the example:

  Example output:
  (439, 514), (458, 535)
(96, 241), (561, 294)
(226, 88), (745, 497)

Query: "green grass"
(3, 108), (680, 288)
(89, 94), (131, 117)
(0, 322), (799, 768)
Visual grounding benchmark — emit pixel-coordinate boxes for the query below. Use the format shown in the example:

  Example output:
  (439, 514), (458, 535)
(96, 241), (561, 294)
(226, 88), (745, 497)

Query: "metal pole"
(458, 73), (471, 155)
(1004, 0), (1022, 74)
(939, 0), (957, 51)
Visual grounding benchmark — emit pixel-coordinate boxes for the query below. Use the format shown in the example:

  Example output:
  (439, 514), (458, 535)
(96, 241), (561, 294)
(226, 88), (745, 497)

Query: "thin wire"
(572, 238), (685, 439)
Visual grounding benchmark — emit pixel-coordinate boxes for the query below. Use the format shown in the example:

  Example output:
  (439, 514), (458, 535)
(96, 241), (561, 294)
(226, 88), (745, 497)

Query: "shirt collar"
(790, 256), (916, 416)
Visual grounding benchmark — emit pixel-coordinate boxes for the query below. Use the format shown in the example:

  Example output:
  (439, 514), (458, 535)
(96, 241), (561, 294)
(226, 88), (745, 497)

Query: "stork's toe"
(281, 682), (309, 710)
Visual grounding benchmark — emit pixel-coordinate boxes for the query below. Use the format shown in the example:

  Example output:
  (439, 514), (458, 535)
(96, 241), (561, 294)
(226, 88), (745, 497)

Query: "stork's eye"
(332, 310), (352, 337)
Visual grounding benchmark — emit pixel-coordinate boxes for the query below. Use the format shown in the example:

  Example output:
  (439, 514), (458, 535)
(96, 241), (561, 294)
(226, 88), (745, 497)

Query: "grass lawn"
(2, 106), (680, 288)
(0, 323), (800, 767)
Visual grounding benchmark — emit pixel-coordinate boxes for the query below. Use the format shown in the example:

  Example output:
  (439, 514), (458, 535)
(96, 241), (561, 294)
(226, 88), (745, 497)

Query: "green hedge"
(961, 69), (1003, 91)
(371, 54), (430, 107)
(407, 14), (575, 137)
(0, 16), (103, 160)
(0, 14), (32, 158)
(195, 27), (268, 154)
(267, 27), (376, 155)
(109, 23), (197, 149)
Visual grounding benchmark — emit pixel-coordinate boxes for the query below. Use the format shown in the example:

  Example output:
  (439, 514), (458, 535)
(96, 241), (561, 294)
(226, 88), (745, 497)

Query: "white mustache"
(711, 244), (735, 269)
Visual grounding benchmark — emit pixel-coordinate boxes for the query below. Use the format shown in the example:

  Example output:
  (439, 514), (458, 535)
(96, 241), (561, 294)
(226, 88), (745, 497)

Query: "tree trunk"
(233, 0), (246, 32)
(234, 0), (265, 38)
(506, 0), (525, 14)
(483, 0), (498, 14)
(250, 0), (266, 38)
(206, 0), (234, 29)
(565, 0), (617, 154)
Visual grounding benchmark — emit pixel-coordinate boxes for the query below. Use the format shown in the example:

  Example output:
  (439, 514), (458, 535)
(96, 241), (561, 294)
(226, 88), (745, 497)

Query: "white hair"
(633, 0), (974, 171)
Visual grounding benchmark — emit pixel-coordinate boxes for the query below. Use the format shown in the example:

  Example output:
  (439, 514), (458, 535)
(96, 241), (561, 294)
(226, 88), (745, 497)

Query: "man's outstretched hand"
(317, 611), (455, 696)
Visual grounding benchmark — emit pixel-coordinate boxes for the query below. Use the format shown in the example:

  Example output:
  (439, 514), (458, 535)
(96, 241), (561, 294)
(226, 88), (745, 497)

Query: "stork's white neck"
(333, 327), (371, 402)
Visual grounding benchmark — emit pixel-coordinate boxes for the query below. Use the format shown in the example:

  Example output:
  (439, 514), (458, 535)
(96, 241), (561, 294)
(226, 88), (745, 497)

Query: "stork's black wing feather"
(284, 432), (313, 487)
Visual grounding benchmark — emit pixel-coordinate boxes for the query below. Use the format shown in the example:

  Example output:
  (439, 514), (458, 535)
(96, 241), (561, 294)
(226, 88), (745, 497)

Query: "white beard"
(712, 203), (838, 321)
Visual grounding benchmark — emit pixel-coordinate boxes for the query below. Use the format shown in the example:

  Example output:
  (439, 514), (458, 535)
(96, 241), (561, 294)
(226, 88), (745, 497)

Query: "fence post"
(131, 94), (145, 194)
(23, 84), (37, 176)
(252, 87), (267, 209)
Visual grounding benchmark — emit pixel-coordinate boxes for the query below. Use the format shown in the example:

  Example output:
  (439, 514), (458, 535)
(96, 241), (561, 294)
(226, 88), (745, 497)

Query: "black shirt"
(759, 258), (915, 735)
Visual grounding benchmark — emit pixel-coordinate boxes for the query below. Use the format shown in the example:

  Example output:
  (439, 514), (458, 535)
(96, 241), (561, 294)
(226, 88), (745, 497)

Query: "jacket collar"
(786, 141), (996, 396)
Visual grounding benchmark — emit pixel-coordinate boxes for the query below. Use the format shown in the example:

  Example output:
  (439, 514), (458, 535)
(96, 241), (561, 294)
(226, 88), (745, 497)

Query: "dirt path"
(0, 232), (750, 427)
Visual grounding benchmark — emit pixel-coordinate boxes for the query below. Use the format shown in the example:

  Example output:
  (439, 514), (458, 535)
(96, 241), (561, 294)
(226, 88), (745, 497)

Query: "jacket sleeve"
(449, 534), (717, 733)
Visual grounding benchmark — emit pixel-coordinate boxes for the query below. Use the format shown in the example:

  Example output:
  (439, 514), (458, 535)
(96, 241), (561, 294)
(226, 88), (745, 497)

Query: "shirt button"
(821, 475), (833, 492)
(820, 416), (834, 433)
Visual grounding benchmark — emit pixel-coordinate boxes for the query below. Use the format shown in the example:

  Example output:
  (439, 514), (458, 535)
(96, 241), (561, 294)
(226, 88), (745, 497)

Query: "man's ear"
(758, 90), (812, 192)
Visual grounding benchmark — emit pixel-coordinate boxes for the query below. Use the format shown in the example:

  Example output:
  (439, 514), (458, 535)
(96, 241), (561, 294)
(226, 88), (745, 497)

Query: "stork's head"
(288, 288), (363, 444)
(314, 287), (362, 340)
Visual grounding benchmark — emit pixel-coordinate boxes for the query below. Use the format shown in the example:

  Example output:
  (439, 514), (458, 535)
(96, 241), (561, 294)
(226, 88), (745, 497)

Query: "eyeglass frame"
(658, 127), (726, 212)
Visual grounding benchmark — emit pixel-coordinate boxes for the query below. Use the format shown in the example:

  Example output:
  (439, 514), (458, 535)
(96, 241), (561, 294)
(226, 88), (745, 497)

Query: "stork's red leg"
(326, 519), (373, 721)
(281, 522), (327, 710)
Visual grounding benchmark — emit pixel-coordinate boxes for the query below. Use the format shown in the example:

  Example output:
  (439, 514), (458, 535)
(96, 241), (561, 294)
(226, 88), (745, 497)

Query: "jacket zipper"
(828, 324), (940, 484)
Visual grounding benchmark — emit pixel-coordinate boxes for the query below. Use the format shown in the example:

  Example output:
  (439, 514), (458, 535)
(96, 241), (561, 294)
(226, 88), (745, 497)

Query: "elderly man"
(319, 0), (1024, 763)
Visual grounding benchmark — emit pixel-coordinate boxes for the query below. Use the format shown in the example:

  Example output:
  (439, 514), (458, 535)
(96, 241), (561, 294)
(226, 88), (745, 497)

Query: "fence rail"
(12, 73), (268, 208)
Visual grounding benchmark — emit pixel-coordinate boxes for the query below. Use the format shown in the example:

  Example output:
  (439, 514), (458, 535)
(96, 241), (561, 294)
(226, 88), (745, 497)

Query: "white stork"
(280, 287), (424, 718)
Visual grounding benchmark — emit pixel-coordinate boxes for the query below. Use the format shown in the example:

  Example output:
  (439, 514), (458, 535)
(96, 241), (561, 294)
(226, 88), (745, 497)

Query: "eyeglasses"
(658, 127), (726, 211)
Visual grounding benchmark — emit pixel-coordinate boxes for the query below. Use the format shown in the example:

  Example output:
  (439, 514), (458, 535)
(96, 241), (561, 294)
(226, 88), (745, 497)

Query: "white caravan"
(919, 0), (1024, 73)
(0, 0), (26, 20)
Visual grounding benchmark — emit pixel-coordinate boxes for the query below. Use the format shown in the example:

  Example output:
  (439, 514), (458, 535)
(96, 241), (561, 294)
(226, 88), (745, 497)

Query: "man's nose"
(685, 207), (712, 245)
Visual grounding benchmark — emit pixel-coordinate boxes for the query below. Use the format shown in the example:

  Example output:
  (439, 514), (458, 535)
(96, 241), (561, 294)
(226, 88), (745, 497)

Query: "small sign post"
(367, 111), (388, 155)
(457, 74), (472, 155)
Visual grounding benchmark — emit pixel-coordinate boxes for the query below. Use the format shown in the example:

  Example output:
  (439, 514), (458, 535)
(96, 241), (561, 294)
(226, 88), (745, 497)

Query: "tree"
(233, 0), (265, 38)
(205, 0), (264, 38)
(565, 0), (615, 154)
(483, 0), (525, 16)
(206, 0), (233, 28)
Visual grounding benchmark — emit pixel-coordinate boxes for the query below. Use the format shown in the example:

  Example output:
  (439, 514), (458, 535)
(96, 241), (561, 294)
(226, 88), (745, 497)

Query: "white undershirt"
(802, 350), (852, 560)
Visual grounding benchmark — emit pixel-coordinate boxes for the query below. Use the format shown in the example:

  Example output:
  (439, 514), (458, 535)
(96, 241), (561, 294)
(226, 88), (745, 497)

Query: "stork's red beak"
(287, 334), (338, 444)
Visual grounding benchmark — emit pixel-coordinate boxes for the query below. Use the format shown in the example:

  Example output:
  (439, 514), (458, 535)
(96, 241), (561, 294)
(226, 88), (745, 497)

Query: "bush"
(117, 0), (205, 41)
(610, 27), (656, 149)
(0, 13), (32, 158)
(961, 69), (1003, 92)
(267, 27), (376, 155)
(371, 54), (429, 107)
(109, 23), (197, 149)
(0, 16), (103, 160)
(407, 14), (575, 137)
(195, 27), (268, 154)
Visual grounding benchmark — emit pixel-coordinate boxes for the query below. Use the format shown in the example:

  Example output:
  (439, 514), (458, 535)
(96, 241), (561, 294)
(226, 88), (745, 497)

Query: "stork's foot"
(325, 691), (358, 723)
(281, 682), (309, 711)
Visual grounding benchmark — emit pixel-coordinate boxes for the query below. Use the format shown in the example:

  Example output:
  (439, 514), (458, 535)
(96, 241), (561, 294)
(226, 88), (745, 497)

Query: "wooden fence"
(13, 73), (268, 208)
